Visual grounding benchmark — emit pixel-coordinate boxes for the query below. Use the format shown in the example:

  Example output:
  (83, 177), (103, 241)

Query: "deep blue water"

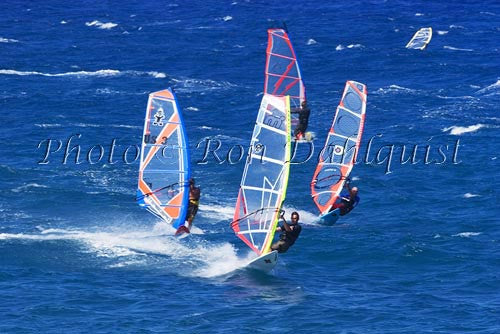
(1, 1), (499, 333)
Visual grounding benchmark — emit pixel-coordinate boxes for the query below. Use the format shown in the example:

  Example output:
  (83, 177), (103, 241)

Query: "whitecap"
(477, 79), (500, 94)
(375, 84), (416, 95)
(463, 193), (480, 198)
(307, 38), (317, 45)
(444, 46), (473, 52)
(436, 95), (474, 100)
(12, 183), (48, 193)
(222, 16), (233, 22)
(452, 232), (481, 238)
(171, 77), (236, 92)
(415, 13), (424, 16)
(442, 124), (485, 135)
(335, 44), (345, 51)
(449, 25), (465, 29)
(186, 107), (199, 111)
(347, 44), (364, 49)
(0, 37), (19, 43)
(0, 69), (165, 79)
(437, 30), (448, 35)
(60, 20), (67, 24)
(35, 123), (62, 128)
(86, 20), (118, 30)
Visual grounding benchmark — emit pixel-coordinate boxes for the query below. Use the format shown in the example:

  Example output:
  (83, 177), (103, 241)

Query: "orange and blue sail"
(137, 88), (190, 229)
(311, 81), (367, 214)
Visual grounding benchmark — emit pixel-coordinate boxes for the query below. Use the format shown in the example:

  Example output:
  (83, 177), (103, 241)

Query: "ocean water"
(1, 1), (499, 333)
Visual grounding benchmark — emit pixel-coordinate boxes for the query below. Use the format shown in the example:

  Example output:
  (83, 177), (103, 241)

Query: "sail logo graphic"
(153, 107), (165, 126)
(333, 145), (344, 155)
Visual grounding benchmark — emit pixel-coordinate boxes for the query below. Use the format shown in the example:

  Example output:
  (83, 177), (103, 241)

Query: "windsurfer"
(185, 178), (201, 230)
(329, 181), (359, 216)
(291, 100), (310, 140)
(271, 211), (302, 253)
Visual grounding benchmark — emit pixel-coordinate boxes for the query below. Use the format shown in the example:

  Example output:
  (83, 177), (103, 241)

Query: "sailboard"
(231, 94), (291, 272)
(311, 81), (367, 222)
(406, 27), (433, 50)
(264, 28), (308, 139)
(137, 88), (191, 233)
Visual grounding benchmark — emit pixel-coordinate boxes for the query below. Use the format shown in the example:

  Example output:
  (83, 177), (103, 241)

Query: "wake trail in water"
(0, 222), (250, 278)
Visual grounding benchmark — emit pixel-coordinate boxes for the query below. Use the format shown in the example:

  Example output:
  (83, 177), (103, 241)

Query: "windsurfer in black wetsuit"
(271, 211), (302, 253)
(186, 178), (201, 230)
(291, 100), (311, 140)
(175, 178), (201, 235)
(329, 181), (359, 216)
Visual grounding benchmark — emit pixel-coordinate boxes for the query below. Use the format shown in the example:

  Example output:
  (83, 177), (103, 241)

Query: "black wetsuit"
(331, 195), (360, 216)
(273, 223), (302, 253)
(292, 107), (310, 137)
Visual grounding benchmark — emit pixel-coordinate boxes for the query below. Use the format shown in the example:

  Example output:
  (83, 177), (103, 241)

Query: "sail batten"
(137, 88), (190, 229)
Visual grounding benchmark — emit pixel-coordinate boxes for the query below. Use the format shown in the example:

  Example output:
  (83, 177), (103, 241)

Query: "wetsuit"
(330, 195), (360, 216)
(273, 223), (302, 253)
(187, 186), (201, 221)
(292, 106), (310, 138)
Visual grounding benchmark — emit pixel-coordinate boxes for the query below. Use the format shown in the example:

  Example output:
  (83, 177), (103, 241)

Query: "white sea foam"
(436, 94), (474, 100)
(449, 25), (465, 29)
(86, 20), (118, 30)
(347, 44), (364, 49)
(60, 20), (67, 24)
(12, 183), (48, 193)
(477, 79), (500, 94)
(0, 69), (165, 78)
(186, 106), (199, 111)
(307, 39), (317, 45)
(415, 13), (424, 16)
(444, 46), (473, 52)
(0, 225), (248, 277)
(35, 123), (62, 128)
(0, 37), (19, 43)
(198, 203), (234, 221)
(437, 30), (448, 35)
(222, 16), (233, 22)
(442, 124), (485, 135)
(171, 77), (236, 92)
(463, 193), (480, 198)
(375, 84), (417, 95)
(452, 232), (481, 238)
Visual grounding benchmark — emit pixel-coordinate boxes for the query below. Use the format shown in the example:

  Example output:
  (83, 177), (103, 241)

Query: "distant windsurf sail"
(311, 81), (367, 214)
(406, 27), (432, 50)
(137, 88), (190, 229)
(231, 94), (291, 255)
(264, 28), (305, 132)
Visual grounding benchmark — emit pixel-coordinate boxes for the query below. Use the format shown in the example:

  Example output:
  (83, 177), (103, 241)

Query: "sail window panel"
(342, 89), (364, 114)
